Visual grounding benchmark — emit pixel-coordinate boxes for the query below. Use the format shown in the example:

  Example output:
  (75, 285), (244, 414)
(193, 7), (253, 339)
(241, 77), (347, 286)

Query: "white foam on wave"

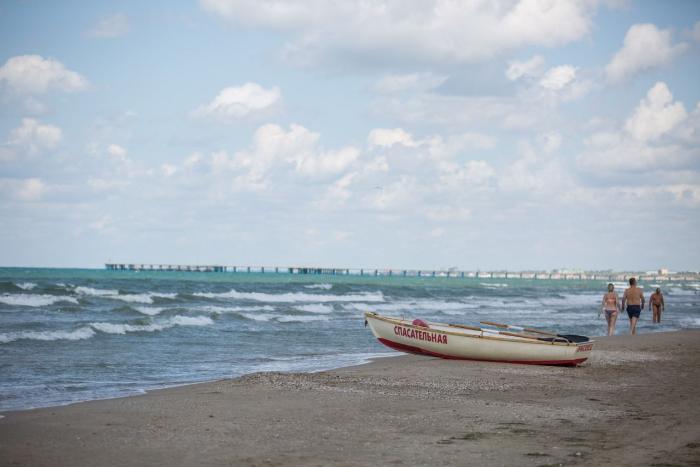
(75, 286), (119, 296)
(480, 282), (509, 288)
(0, 327), (96, 344)
(343, 299), (478, 313)
(304, 283), (333, 290)
(295, 304), (333, 314)
(0, 294), (79, 307)
(198, 305), (275, 314)
(15, 282), (37, 290)
(75, 287), (177, 304)
(90, 322), (165, 334)
(169, 315), (213, 326)
(277, 315), (330, 323)
(193, 289), (384, 303)
(239, 312), (278, 322)
(89, 315), (213, 335)
(133, 306), (165, 316)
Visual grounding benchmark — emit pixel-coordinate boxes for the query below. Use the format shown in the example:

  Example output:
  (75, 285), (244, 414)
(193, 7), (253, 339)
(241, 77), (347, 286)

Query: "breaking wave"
(0, 327), (96, 344)
(0, 294), (79, 307)
(295, 304), (333, 314)
(193, 289), (384, 303)
(304, 284), (333, 290)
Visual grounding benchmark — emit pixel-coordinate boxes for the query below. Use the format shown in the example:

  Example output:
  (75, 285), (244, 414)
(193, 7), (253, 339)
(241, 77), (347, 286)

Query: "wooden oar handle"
(480, 321), (508, 328)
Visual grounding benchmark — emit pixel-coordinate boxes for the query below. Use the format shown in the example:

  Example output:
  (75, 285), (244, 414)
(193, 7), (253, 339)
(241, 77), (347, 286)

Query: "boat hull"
(366, 313), (593, 367)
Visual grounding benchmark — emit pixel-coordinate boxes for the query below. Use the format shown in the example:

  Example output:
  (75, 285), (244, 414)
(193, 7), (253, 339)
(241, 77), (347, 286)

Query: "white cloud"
(372, 72), (447, 94)
(87, 13), (129, 38)
(107, 144), (128, 159)
(605, 23), (687, 83)
(0, 55), (88, 94)
(577, 83), (696, 174)
(195, 83), (281, 120)
(203, 123), (359, 188)
(202, 0), (595, 66)
(0, 178), (47, 201)
(539, 65), (577, 90)
(440, 160), (496, 187)
(506, 55), (545, 81)
(367, 128), (417, 148)
(625, 82), (687, 142)
(8, 118), (62, 155)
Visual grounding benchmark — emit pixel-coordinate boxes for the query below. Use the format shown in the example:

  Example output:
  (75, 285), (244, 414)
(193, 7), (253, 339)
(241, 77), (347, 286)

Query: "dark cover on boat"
(537, 334), (590, 343)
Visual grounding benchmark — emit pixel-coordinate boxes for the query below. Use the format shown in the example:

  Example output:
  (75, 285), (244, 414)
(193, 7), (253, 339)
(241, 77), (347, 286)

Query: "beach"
(1, 330), (699, 467)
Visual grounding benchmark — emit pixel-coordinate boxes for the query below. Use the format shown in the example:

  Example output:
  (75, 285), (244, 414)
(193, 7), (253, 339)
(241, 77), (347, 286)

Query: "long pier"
(104, 264), (699, 282)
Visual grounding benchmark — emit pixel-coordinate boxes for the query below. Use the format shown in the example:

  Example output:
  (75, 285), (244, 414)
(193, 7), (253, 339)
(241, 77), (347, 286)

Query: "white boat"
(364, 312), (593, 367)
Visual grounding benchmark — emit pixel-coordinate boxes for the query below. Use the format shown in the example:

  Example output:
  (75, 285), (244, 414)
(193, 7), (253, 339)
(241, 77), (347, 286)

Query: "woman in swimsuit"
(601, 283), (620, 336)
(649, 288), (665, 323)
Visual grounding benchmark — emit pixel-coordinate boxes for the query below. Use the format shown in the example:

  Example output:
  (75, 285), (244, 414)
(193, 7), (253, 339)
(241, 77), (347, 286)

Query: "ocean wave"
(276, 315), (330, 323)
(197, 305), (275, 314)
(295, 304), (334, 314)
(480, 282), (509, 288)
(75, 286), (119, 296)
(89, 322), (165, 334)
(343, 299), (478, 313)
(74, 286), (179, 304)
(133, 306), (166, 316)
(0, 327), (96, 344)
(304, 284), (333, 290)
(238, 312), (278, 322)
(89, 315), (213, 335)
(0, 294), (79, 307)
(193, 289), (384, 303)
(15, 282), (37, 290)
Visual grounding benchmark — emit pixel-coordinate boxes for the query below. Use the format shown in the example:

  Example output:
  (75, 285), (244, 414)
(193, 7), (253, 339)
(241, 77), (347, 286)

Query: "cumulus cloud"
(107, 143), (128, 159)
(0, 178), (47, 201)
(194, 83), (281, 120)
(539, 65), (577, 90)
(577, 82), (696, 174)
(87, 13), (129, 38)
(367, 128), (417, 148)
(605, 23), (687, 83)
(505, 55), (545, 81)
(182, 123), (360, 189)
(201, 0), (595, 66)
(8, 118), (62, 155)
(624, 82), (687, 142)
(0, 55), (88, 94)
(372, 72), (447, 94)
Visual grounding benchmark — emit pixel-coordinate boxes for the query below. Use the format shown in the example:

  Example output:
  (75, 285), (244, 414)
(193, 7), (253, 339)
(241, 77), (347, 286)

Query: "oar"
(480, 321), (560, 338)
(450, 324), (544, 342)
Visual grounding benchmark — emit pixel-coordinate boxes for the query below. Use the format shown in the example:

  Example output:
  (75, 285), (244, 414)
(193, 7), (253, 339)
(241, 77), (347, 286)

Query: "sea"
(1, 267), (698, 412)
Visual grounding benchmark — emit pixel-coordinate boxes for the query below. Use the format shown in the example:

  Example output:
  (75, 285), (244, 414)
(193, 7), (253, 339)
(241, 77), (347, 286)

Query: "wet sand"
(1, 330), (699, 466)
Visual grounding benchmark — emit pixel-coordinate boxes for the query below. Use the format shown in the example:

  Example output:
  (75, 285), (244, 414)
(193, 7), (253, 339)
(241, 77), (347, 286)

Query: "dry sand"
(1, 330), (699, 467)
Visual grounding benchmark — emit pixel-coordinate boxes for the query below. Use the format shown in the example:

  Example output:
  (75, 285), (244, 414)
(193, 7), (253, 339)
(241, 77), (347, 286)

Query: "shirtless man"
(649, 288), (665, 323)
(622, 277), (645, 335)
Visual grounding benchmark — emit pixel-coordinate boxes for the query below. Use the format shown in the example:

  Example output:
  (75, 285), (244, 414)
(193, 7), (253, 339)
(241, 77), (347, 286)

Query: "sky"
(0, 0), (699, 271)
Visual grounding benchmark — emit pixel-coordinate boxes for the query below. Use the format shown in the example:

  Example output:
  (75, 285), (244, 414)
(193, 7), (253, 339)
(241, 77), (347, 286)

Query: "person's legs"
(606, 311), (613, 336)
(610, 312), (618, 335)
(630, 316), (638, 335)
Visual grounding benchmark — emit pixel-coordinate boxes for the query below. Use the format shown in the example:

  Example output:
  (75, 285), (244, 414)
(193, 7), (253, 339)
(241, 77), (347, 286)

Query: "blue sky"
(1, 0), (699, 271)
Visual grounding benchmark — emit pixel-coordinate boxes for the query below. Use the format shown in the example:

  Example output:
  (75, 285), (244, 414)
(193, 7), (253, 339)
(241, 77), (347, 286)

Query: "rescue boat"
(364, 312), (593, 366)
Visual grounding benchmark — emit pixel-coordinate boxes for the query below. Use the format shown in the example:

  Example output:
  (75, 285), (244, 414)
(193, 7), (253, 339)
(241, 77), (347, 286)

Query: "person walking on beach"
(649, 288), (665, 323)
(622, 277), (645, 335)
(601, 283), (620, 336)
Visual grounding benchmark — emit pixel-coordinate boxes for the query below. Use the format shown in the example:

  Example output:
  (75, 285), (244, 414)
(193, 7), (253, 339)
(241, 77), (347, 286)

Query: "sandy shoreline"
(1, 330), (699, 466)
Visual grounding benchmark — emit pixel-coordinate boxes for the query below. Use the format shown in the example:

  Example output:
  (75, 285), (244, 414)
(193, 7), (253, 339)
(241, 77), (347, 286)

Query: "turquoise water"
(1, 267), (698, 411)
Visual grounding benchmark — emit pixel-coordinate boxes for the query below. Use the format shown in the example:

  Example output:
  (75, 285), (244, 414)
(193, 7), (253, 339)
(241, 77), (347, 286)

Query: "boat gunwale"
(365, 312), (593, 348)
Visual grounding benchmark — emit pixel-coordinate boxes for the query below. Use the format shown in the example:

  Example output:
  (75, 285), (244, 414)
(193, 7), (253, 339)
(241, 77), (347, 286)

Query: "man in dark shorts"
(622, 277), (645, 335)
